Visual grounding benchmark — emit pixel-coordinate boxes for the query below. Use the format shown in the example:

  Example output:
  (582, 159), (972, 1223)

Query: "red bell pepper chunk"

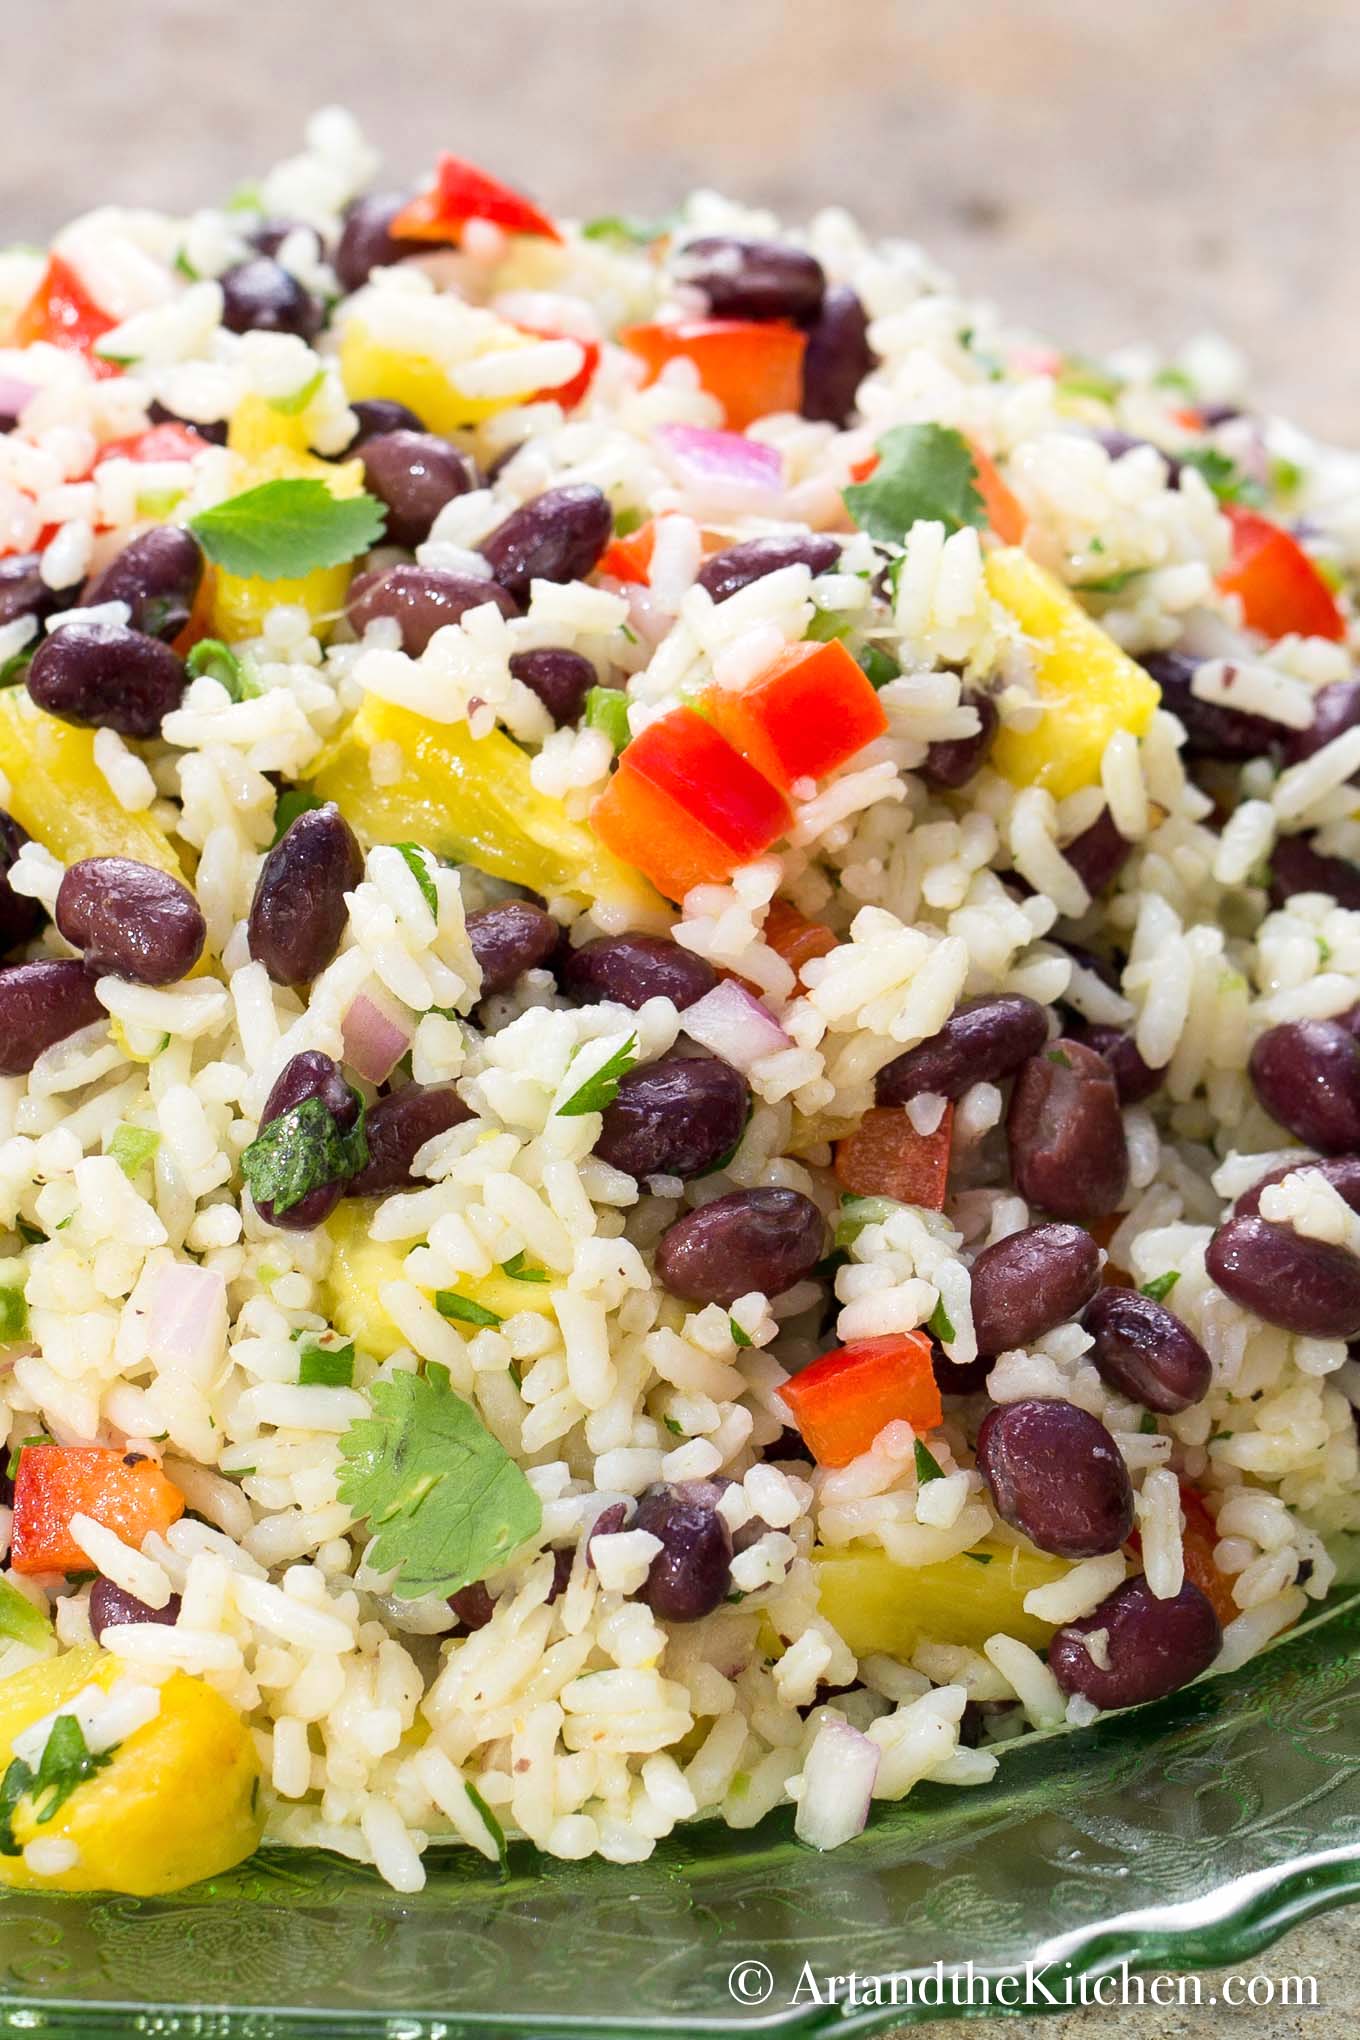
(1176, 1485), (1238, 1630)
(1218, 505), (1344, 643)
(96, 421), (213, 465)
(834, 1104), (954, 1210)
(848, 437), (1025, 542)
(620, 320), (806, 431)
(623, 707), (792, 861)
(13, 255), (120, 379)
(10, 1445), (185, 1575)
(597, 518), (656, 586)
(704, 637), (888, 791)
(391, 154), (562, 246)
(763, 898), (838, 976)
(782, 1332), (942, 1468)
(591, 757), (744, 899)
(519, 328), (600, 410)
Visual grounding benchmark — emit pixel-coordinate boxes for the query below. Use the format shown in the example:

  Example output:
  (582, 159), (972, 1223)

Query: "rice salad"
(0, 109), (1354, 1897)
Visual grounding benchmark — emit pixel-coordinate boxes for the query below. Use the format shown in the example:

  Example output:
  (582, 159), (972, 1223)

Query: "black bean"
(1282, 679), (1360, 768)
(247, 217), (323, 262)
(466, 900), (560, 994)
(248, 803), (364, 987)
(0, 959), (104, 1074)
(586, 1501), (630, 1568)
(1071, 1023), (1160, 1105)
(252, 1049), (363, 1231)
(1093, 428), (1183, 485)
(695, 533), (841, 605)
(0, 552), (66, 630)
(1140, 650), (1280, 761)
(147, 400), (227, 446)
(1268, 835), (1360, 913)
(508, 646), (595, 726)
(219, 257), (323, 342)
(347, 564), (517, 655)
(1050, 1578), (1221, 1710)
(360, 431), (478, 549)
(88, 1577), (181, 1642)
(931, 1343), (993, 1396)
(82, 526), (205, 642)
(1234, 1152), (1360, 1218)
(633, 1482), (734, 1622)
(479, 485), (613, 602)
(655, 1186), (824, 1306)
(1082, 1286), (1212, 1412)
(921, 690), (998, 789)
(877, 995), (1049, 1106)
(1062, 806), (1133, 896)
(28, 622), (185, 737)
(976, 1398), (1134, 1558)
(56, 858), (205, 985)
(1205, 1213), (1360, 1338)
(335, 193), (428, 295)
(348, 1085), (473, 1197)
(970, 1223), (1102, 1357)
(1007, 1039), (1129, 1221)
(596, 1055), (749, 1180)
(0, 812), (44, 957)
(339, 397), (427, 452)
(800, 285), (875, 427)
(672, 237), (825, 322)
(1249, 1018), (1360, 1152)
(561, 934), (717, 1011)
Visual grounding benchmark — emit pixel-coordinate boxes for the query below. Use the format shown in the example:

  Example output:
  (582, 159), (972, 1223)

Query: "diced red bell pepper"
(847, 437), (1025, 541)
(620, 319), (806, 431)
(1218, 505), (1344, 643)
(782, 1332), (942, 1468)
(591, 757), (745, 899)
(704, 637), (888, 791)
(391, 154), (562, 245)
(96, 421), (213, 465)
(10, 1445), (185, 1575)
(13, 255), (120, 379)
(598, 518), (657, 586)
(763, 898), (838, 975)
(512, 325), (599, 410)
(834, 1104), (954, 1210)
(1176, 1484), (1238, 1630)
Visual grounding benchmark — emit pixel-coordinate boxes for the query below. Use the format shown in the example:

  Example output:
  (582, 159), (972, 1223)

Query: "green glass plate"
(1, 1590), (1357, 2037)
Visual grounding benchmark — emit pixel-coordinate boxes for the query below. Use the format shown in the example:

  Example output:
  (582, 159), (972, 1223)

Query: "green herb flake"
(240, 1092), (368, 1220)
(1153, 366), (1196, 396)
(1140, 1270), (1180, 1303)
(0, 1575), (52, 1651)
(729, 1317), (753, 1349)
(1269, 455), (1305, 498)
(336, 1361), (542, 1599)
(1046, 1048), (1073, 1069)
(581, 214), (670, 248)
(173, 248), (199, 282)
(1077, 568), (1144, 597)
(464, 1778), (510, 1877)
(6, 1434), (47, 1482)
(500, 1252), (549, 1285)
(268, 368), (325, 418)
(1055, 360), (1124, 406)
(0, 1288), (27, 1343)
(435, 1292), (503, 1329)
(662, 1415), (684, 1437)
(107, 1125), (161, 1181)
(271, 789), (324, 844)
(842, 423), (984, 544)
(914, 1439), (946, 1484)
(1178, 445), (1266, 508)
(0, 1714), (115, 1854)
(392, 843), (439, 920)
(190, 478), (386, 582)
(185, 637), (258, 701)
(856, 642), (900, 690)
(296, 1331), (356, 1389)
(14, 1220), (44, 1247)
(963, 1549), (993, 1566)
(1138, 1412), (1159, 1436)
(556, 1034), (638, 1118)
(0, 646), (34, 691)
(927, 1297), (955, 1344)
(584, 686), (630, 753)
(805, 609), (852, 644)
(612, 505), (644, 538)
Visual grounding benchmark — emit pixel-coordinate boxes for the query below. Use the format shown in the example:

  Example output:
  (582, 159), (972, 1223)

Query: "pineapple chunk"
(0, 691), (184, 876)
(0, 1645), (262, 1894)
(325, 1199), (556, 1358)
(984, 547), (1161, 798)
(813, 1537), (1068, 1657)
(210, 414), (368, 643)
(339, 317), (538, 436)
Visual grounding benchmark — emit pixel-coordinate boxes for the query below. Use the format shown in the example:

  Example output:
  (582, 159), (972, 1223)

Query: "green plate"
(1, 1591), (1357, 2036)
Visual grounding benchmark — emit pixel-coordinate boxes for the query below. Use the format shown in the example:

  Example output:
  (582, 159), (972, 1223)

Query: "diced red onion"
(145, 1263), (227, 1386)
(681, 979), (791, 1072)
(342, 992), (412, 1084)
(794, 1719), (880, 1850)
(0, 377), (38, 421)
(655, 424), (784, 515)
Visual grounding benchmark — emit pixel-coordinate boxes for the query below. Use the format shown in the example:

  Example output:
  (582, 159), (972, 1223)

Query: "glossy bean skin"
(1282, 678), (1360, 767)
(1205, 1213), (1360, 1338)
(1233, 1152), (1360, 1218)
(877, 994), (1049, 1105)
(596, 1055), (750, 1180)
(447, 1581), (494, 1632)
(1007, 1038), (1129, 1221)
(655, 1187), (824, 1306)
(247, 217), (324, 262)
(335, 193), (429, 294)
(921, 690), (998, 789)
(359, 430), (478, 548)
(347, 1085), (473, 1197)
(696, 532), (841, 605)
(479, 484), (613, 602)
(800, 285), (875, 427)
(970, 1223), (1102, 1357)
(147, 400), (227, 446)
(633, 1482), (734, 1622)
(1050, 1578), (1222, 1709)
(1248, 1018), (1360, 1152)
(1139, 650), (1280, 760)
(976, 1398), (1135, 1558)
(466, 900), (560, 993)
(56, 858), (206, 985)
(88, 1577), (181, 1642)
(219, 257), (323, 341)
(1082, 1286), (1213, 1412)
(672, 237), (826, 321)
(508, 646), (595, 726)
(0, 812), (44, 956)
(252, 1050), (363, 1231)
(1268, 834), (1360, 912)
(340, 397), (427, 451)
(27, 622), (186, 737)
(1072, 1023), (1160, 1105)
(0, 959), (104, 1074)
(248, 803), (364, 987)
(0, 552), (66, 630)
(1093, 427), (1183, 485)
(346, 564), (517, 654)
(561, 934), (717, 1011)
(82, 526), (205, 642)
(1062, 807), (1132, 896)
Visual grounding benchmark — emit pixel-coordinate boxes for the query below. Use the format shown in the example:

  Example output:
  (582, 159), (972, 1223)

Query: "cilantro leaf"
(0, 1287), (27, 1342)
(857, 641), (900, 689)
(392, 843), (438, 920)
(843, 424), (984, 543)
(108, 1125), (160, 1180)
(0, 646), (33, 691)
(1178, 446), (1265, 508)
(186, 637), (258, 701)
(500, 1252), (548, 1285)
(1140, 1270), (1180, 1302)
(269, 369), (325, 417)
(581, 214), (671, 248)
(584, 686), (630, 753)
(336, 1362), (542, 1598)
(464, 1778), (510, 1877)
(241, 1093), (368, 1219)
(556, 1034), (638, 1118)
(296, 1331), (356, 1388)
(963, 1549), (993, 1566)
(914, 1438), (945, 1484)
(190, 478), (386, 582)
(0, 1574), (51, 1651)
(1139, 1411), (1159, 1436)
(927, 1297), (955, 1344)
(435, 1292), (503, 1329)
(1076, 568), (1144, 596)
(271, 789), (324, 845)
(29, 1714), (113, 1827)
(729, 1316), (753, 1348)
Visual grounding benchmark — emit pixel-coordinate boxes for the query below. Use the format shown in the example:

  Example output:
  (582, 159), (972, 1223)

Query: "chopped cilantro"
(0, 1715), (114, 1855)
(435, 1291), (504, 1329)
(0, 1289), (27, 1342)
(963, 1550), (993, 1566)
(581, 214), (671, 247)
(296, 1331), (356, 1388)
(663, 1415), (684, 1437)
(843, 423), (985, 543)
(612, 506), (645, 538)
(14, 1220), (44, 1247)
(464, 1778), (510, 1877)
(556, 1034), (638, 1118)
(1138, 1412), (1159, 1436)
(1077, 568), (1144, 596)
(1055, 360), (1123, 406)
(392, 842), (438, 920)
(6, 1434), (47, 1482)
(185, 637), (258, 701)
(0, 646), (34, 691)
(190, 477), (385, 582)
(240, 1092), (368, 1219)
(107, 1125), (160, 1180)
(500, 1252), (549, 1284)
(271, 789), (324, 844)
(805, 609), (852, 644)
(1046, 1048), (1073, 1069)
(1140, 1271), (1180, 1303)
(1178, 445), (1265, 507)
(729, 1317), (753, 1349)
(914, 1439), (946, 1484)
(1269, 455), (1304, 498)
(857, 641), (900, 689)
(927, 1297), (955, 1344)
(268, 369), (325, 417)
